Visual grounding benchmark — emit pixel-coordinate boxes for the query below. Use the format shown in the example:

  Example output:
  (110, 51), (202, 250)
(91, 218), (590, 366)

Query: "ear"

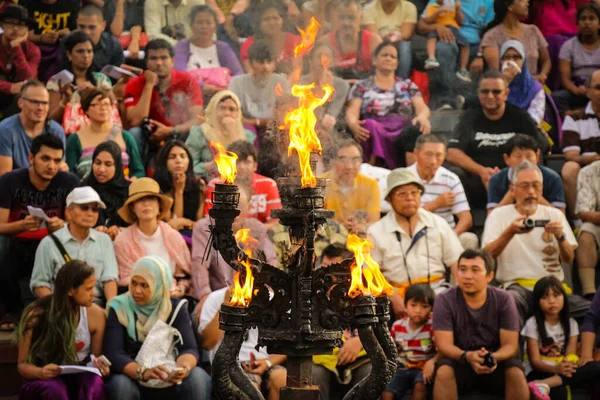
(28, 152), (34, 165)
(536, 149), (541, 163)
(68, 287), (75, 297)
(509, 183), (515, 197)
(503, 153), (510, 165)
(101, 20), (106, 31)
(486, 270), (495, 284)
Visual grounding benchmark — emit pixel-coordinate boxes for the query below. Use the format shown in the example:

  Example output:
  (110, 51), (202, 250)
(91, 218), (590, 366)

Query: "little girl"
(524, 276), (600, 400)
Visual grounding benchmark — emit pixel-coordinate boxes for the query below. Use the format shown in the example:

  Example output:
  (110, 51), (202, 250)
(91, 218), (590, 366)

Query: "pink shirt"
(530, 0), (589, 37)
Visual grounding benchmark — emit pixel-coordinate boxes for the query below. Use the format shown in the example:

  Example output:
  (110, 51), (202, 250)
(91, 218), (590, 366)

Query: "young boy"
(383, 283), (438, 400)
(422, 0), (471, 83)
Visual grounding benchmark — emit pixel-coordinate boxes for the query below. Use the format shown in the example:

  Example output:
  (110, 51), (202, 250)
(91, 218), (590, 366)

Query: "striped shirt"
(558, 37), (600, 84)
(407, 163), (470, 227)
(391, 316), (436, 369)
(562, 102), (600, 155)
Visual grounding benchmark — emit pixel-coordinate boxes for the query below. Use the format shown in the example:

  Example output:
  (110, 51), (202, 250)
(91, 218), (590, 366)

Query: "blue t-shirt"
(421, 0), (494, 45)
(487, 165), (566, 209)
(0, 115), (66, 170)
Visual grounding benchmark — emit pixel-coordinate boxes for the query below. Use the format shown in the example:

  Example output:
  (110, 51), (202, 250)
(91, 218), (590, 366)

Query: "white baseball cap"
(66, 187), (106, 209)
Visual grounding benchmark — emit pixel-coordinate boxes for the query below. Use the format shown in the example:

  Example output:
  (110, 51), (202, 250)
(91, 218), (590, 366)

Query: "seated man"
(30, 186), (118, 306)
(487, 134), (565, 214)
(0, 81), (66, 175)
(446, 70), (548, 209)
(321, 139), (380, 236)
(407, 133), (478, 250)
(144, 0), (204, 45)
(0, 134), (78, 329)
(204, 140), (282, 230)
(102, 0), (145, 59)
(432, 248), (529, 400)
(124, 39), (204, 158)
(482, 161), (583, 324)
(367, 168), (463, 318)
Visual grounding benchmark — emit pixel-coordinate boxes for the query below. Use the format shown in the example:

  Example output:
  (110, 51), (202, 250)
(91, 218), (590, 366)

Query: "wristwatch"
(265, 359), (273, 369)
(460, 351), (468, 364)
(557, 233), (566, 242)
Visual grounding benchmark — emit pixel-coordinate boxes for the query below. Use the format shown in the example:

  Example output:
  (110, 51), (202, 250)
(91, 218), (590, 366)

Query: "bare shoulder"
(87, 303), (107, 323)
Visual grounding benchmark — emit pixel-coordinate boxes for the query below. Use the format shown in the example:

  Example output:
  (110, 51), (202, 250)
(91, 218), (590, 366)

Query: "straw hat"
(117, 178), (173, 224)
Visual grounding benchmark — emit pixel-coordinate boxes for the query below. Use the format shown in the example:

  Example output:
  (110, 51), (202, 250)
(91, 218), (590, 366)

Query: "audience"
(102, 0), (146, 59)
(144, 0), (204, 45)
(581, 285), (600, 365)
(17, 260), (108, 400)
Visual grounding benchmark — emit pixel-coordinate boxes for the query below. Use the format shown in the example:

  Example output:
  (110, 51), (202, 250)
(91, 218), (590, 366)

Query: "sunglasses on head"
(479, 89), (503, 95)
(77, 204), (101, 213)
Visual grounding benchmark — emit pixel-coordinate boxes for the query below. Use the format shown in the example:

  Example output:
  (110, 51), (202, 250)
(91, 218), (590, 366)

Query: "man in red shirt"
(204, 140), (282, 229)
(123, 38), (204, 159)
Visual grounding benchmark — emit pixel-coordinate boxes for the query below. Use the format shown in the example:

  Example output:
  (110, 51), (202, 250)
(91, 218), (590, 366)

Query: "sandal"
(0, 313), (18, 332)
(528, 381), (550, 400)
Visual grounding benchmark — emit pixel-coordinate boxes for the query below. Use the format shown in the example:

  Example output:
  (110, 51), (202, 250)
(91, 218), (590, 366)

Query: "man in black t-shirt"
(445, 71), (548, 209)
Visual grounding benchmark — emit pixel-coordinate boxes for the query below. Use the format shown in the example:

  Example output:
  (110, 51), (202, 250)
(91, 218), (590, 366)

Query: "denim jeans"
(396, 40), (413, 79)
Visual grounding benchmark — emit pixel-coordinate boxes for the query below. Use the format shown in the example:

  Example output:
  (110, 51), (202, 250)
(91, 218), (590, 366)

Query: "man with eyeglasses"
(30, 186), (118, 307)
(482, 161), (581, 324)
(367, 168), (464, 319)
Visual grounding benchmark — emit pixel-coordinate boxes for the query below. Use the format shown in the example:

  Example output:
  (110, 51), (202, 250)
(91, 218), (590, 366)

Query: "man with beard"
(0, 134), (78, 331)
(445, 70), (548, 209)
(482, 161), (581, 324)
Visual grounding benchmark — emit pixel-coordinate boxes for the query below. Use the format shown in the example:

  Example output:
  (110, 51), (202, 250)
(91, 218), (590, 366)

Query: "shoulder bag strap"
(49, 233), (72, 263)
(164, 5), (170, 27)
(168, 299), (188, 326)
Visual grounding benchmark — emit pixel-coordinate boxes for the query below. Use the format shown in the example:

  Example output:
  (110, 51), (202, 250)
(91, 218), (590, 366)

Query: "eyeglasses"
(515, 182), (543, 190)
(479, 89), (504, 96)
(77, 204), (101, 213)
(392, 189), (422, 199)
(21, 97), (49, 106)
(337, 156), (362, 165)
(3, 20), (28, 29)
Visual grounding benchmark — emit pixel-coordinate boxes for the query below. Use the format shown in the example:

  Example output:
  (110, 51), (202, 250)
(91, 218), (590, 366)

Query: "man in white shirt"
(367, 168), (464, 318)
(407, 134), (477, 249)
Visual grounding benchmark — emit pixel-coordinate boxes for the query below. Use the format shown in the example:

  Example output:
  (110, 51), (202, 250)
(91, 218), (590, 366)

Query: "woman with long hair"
(17, 260), (109, 400)
(480, 0), (551, 85)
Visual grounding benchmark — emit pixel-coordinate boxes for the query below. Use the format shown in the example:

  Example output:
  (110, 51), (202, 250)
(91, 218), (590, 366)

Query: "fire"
(294, 17), (320, 57)
(235, 228), (259, 258)
(229, 259), (254, 307)
(210, 141), (238, 184)
(347, 234), (394, 298)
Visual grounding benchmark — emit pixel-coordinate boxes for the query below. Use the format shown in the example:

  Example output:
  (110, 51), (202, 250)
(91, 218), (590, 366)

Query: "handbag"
(188, 67), (232, 88)
(134, 298), (188, 388)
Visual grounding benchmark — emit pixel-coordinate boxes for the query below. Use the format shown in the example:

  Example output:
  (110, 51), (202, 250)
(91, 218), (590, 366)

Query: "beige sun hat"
(117, 178), (173, 224)
(384, 168), (425, 200)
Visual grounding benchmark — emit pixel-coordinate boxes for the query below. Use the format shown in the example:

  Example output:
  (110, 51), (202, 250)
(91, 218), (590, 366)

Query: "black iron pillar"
(374, 296), (399, 379)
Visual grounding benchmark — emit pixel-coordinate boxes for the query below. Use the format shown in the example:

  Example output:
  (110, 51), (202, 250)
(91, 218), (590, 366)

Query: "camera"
(482, 352), (496, 368)
(141, 117), (157, 137)
(524, 219), (550, 229)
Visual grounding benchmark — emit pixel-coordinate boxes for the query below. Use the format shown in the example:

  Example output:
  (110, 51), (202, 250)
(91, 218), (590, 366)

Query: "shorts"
(434, 357), (524, 395)
(385, 368), (424, 397)
(427, 26), (469, 47)
(579, 222), (600, 247)
(243, 364), (285, 392)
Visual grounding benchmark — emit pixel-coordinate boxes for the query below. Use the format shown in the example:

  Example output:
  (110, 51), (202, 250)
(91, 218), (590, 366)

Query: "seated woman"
(47, 31), (121, 135)
(501, 40), (545, 125)
(174, 5), (244, 99)
(17, 260), (109, 400)
(67, 89), (144, 181)
(153, 141), (205, 235)
(186, 90), (255, 179)
(103, 256), (211, 400)
(239, 0), (301, 75)
(85, 141), (131, 240)
(103, 0), (147, 59)
(114, 178), (194, 299)
(345, 41), (431, 169)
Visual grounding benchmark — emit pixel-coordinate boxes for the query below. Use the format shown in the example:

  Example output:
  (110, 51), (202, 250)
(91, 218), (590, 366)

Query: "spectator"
(144, 0), (204, 45)
(480, 0), (551, 85)
(581, 284), (600, 365)
(0, 1), (14, 13)
(363, 0), (417, 79)
(301, 0), (337, 34)
(501, 40), (546, 125)
(84, 141), (131, 237)
(173, 5), (244, 98)
(560, 69), (600, 221)
(346, 41), (431, 169)
(432, 248), (528, 400)
(359, 162), (393, 214)
(0, 81), (66, 175)
(66, 88), (144, 181)
(204, 140), (281, 228)
(239, 0), (301, 75)
(228, 40), (289, 136)
(0, 5), (40, 115)
(17, 260), (108, 400)
(186, 90), (255, 179)
(482, 161), (580, 324)
(47, 31), (116, 135)
(103, 256), (211, 399)
(124, 39), (204, 158)
(488, 134), (565, 215)
(407, 134), (478, 250)
(553, 3), (600, 114)
(0, 134), (78, 331)
(153, 141), (205, 232)
(191, 188), (277, 305)
(21, 0), (78, 82)
(31, 186), (118, 305)
(367, 168), (464, 318)
(318, 0), (383, 82)
(320, 139), (380, 235)
(103, 0), (146, 59)
(199, 286), (287, 399)
(446, 71), (548, 209)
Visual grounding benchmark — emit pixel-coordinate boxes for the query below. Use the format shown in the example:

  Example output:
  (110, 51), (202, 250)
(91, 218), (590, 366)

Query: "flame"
(294, 17), (320, 57)
(347, 234), (394, 298)
(229, 259), (254, 307)
(235, 228), (259, 258)
(210, 141), (238, 184)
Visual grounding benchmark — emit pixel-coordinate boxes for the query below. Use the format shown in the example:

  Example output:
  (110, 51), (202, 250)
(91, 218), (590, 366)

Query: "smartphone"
(98, 355), (112, 366)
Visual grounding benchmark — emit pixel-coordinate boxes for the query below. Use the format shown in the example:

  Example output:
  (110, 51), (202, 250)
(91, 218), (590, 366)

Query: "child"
(524, 276), (600, 400)
(422, 0), (471, 82)
(383, 283), (438, 400)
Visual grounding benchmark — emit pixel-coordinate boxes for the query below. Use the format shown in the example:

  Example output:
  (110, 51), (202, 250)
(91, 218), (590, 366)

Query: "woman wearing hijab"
(84, 141), (131, 240)
(501, 40), (546, 125)
(103, 256), (211, 400)
(185, 90), (255, 179)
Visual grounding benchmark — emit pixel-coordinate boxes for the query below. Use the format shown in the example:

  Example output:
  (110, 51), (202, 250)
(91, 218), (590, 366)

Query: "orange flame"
(229, 259), (254, 307)
(210, 141), (238, 184)
(347, 234), (394, 298)
(235, 228), (259, 258)
(294, 17), (320, 57)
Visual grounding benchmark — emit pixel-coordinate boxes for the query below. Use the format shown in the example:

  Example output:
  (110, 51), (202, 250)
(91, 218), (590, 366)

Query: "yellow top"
(425, 3), (459, 30)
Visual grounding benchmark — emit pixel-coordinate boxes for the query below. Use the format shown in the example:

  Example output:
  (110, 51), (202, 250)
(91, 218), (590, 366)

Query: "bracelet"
(265, 359), (273, 369)
(136, 366), (146, 381)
